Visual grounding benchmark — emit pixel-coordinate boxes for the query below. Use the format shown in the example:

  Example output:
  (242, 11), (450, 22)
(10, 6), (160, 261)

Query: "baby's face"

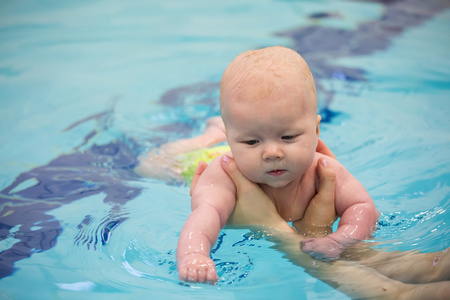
(223, 82), (320, 189)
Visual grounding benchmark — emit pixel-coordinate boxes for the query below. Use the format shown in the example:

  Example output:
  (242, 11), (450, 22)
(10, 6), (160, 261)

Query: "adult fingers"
(315, 157), (336, 207)
(220, 155), (254, 195)
(317, 138), (336, 159)
(297, 157), (337, 234)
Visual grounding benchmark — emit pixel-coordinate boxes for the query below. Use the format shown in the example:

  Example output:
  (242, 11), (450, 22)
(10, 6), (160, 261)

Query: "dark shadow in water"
(0, 0), (448, 279)
(0, 126), (142, 277)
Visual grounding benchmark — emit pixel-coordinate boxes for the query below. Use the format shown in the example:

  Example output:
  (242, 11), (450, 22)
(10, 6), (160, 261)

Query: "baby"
(176, 46), (379, 282)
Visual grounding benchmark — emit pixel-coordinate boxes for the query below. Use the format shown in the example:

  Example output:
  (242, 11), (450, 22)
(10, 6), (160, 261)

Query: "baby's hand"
(178, 253), (219, 283)
(301, 236), (345, 261)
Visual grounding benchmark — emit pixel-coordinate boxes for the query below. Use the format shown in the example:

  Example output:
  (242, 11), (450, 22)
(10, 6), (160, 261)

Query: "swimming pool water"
(1, 0), (449, 299)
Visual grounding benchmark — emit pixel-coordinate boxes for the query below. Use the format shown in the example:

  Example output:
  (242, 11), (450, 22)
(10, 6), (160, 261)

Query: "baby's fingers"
(186, 266), (218, 283)
(178, 257), (218, 284)
(187, 267), (200, 282)
(206, 268), (219, 283)
(178, 266), (190, 282)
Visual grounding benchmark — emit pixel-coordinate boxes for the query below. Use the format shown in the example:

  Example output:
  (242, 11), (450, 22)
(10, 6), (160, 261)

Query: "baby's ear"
(316, 115), (321, 137)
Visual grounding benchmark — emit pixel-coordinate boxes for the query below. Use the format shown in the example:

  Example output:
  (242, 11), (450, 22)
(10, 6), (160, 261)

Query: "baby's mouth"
(267, 169), (286, 177)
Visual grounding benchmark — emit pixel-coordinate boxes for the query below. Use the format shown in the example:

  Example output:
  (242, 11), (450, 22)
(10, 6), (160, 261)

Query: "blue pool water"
(1, 0), (449, 299)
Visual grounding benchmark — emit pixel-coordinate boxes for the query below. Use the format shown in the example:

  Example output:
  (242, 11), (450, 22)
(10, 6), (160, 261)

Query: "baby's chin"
(258, 179), (293, 189)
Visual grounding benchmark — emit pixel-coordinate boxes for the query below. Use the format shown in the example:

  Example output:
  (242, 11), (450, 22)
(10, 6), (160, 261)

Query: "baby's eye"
(244, 140), (259, 145)
(282, 135), (296, 140)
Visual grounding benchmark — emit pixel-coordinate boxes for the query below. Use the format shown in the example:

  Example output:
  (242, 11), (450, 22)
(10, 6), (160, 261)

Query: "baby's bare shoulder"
(313, 153), (348, 176)
(313, 153), (373, 215)
(308, 153), (353, 196)
(194, 152), (235, 190)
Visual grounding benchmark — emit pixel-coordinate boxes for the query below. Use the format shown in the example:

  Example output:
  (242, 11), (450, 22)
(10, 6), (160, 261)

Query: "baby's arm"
(302, 156), (379, 260)
(176, 155), (236, 283)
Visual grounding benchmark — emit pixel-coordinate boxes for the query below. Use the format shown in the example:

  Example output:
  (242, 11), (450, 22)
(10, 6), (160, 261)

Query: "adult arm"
(223, 155), (337, 236)
(219, 156), (425, 300)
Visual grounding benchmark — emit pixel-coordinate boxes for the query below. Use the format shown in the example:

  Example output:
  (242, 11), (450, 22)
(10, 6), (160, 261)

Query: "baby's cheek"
(236, 159), (258, 181)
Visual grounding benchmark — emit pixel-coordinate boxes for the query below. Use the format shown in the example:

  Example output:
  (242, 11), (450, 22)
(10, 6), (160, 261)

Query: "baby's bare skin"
(178, 147), (339, 283)
(177, 47), (379, 283)
(136, 115), (449, 297)
(133, 111), (449, 297)
(225, 155), (336, 234)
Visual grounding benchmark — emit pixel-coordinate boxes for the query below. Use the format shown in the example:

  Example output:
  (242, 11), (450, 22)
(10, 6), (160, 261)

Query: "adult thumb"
(220, 155), (250, 193)
(316, 157), (336, 204)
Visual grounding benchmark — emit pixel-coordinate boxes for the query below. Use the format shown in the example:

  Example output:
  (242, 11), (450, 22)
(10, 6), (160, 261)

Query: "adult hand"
(317, 137), (336, 159)
(220, 156), (337, 236)
(293, 157), (337, 237)
(221, 155), (295, 232)
(300, 235), (344, 261)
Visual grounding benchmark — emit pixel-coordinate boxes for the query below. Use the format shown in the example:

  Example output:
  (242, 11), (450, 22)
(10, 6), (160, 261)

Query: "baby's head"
(220, 46), (317, 120)
(220, 46), (321, 188)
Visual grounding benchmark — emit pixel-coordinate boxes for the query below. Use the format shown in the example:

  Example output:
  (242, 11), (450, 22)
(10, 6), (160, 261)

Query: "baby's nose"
(262, 144), (284, 160)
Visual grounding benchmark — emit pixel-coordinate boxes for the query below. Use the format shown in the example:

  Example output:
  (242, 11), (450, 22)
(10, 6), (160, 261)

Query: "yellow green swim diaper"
(177, 145), (230, 182)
